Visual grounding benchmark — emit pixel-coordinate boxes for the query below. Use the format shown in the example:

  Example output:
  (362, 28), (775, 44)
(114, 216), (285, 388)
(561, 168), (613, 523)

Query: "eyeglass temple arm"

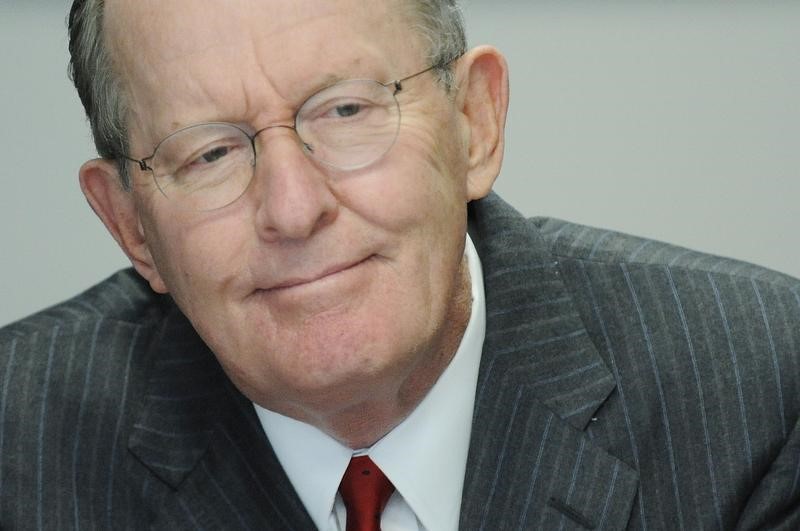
(119, 155), (153, 172)
(390, 53), (463, 95)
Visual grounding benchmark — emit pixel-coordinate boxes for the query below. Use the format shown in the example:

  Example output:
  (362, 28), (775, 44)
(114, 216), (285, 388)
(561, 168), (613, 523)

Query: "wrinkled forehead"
(103, 0), (428, 142)
(104, 0), (421, 67)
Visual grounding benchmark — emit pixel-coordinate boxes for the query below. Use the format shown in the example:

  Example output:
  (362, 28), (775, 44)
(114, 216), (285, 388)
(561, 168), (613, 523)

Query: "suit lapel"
(461, 195), (639, 530)
(128, 306), (314, 529)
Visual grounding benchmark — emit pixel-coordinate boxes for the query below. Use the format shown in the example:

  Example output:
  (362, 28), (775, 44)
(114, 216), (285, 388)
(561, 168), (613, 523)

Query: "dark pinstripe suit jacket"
(2, 194), (799, 530)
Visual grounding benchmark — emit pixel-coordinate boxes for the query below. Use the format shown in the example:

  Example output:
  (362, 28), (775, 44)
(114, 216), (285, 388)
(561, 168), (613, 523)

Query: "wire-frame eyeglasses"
(119, 55), (463, 211)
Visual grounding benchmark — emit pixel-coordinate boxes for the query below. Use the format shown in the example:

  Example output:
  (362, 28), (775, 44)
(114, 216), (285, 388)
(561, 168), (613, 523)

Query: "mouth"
(265, 255), (374, 292)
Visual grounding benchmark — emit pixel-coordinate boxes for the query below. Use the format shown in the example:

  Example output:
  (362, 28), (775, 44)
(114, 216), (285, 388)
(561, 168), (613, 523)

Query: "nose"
(251, 128), (339, 242)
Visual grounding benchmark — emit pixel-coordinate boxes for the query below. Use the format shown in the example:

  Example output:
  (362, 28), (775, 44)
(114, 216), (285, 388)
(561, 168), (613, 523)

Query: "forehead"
(105, 0), (425, 138)
(104, 0), (423, 85)
(109, 0), (411, 57)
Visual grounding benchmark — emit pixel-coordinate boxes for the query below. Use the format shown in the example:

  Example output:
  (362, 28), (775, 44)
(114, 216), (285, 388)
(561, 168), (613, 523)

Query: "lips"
(265, 256), (373, 292)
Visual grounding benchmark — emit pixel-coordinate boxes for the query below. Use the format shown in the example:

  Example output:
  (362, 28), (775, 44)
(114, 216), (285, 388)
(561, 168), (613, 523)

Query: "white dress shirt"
(255, 235), (486, 531)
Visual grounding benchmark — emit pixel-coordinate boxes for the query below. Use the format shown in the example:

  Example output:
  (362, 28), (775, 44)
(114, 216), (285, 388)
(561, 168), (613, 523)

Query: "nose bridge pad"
(252, 123), (313, 163)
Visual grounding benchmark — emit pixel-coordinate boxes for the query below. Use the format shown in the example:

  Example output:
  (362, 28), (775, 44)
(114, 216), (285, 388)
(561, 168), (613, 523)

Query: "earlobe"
(457, 46), (510, 201)
(79, 159), (169, 294)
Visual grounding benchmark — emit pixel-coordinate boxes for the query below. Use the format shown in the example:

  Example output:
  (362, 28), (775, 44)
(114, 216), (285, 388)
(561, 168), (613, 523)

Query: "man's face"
(104, 0), (488, 429)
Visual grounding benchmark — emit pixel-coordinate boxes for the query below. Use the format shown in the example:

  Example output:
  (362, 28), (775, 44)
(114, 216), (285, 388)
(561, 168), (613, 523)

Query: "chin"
(230, 315), (420, 406)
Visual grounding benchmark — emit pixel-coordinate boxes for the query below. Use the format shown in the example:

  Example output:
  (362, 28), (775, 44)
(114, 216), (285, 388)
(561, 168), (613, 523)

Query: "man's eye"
(334, 103), (361, 118)
(315, 99), (374, 120)
(198, 146), (230, 164)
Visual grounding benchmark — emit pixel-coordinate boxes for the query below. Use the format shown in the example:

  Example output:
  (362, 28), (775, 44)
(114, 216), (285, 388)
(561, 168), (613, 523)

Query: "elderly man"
(1, 0), (799, 529)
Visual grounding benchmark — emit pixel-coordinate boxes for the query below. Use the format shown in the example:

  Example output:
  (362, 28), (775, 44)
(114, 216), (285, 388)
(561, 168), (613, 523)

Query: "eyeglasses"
(121, 56), (461, 211)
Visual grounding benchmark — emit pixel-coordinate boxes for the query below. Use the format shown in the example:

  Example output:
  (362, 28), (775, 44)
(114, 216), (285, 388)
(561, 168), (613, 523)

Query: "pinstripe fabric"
(460, 194), (800, 530)
(528, 202), (799, 530)
(0, 275), (314, 530)
(2, 193), (799, 529)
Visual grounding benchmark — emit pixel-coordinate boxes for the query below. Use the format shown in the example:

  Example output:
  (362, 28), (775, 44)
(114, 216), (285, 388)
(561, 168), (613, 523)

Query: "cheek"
(143, 208), (251, 307)
(343, 118), (467, 233)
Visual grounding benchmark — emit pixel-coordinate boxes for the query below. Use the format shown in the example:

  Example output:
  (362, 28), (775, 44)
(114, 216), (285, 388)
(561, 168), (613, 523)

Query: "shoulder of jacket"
(0, 268), (168, 354)
(531, 216), (800, 290)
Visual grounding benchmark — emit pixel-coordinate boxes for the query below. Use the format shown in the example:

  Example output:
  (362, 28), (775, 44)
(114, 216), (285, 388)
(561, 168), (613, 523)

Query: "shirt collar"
(255, 235), (486, 531)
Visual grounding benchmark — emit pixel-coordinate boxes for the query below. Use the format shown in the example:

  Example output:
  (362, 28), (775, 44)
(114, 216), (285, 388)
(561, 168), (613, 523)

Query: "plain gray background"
(1, 1), (799, 327)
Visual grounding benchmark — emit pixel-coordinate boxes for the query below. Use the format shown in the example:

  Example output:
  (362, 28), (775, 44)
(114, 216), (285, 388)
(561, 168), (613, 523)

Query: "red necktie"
(339, 456), (396, 531)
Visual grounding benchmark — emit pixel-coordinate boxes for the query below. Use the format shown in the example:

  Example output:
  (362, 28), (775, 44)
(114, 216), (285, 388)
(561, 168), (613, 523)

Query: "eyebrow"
(309, 55), (394, 91)
(315, 73), (347, 89)
(154, 62), (391, 142)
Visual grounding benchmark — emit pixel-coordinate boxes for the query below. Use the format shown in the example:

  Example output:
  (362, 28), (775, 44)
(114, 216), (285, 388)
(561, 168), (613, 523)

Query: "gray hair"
(68, 0), (132, 186)
(67, 0), (467, 189)
(403, 0), (467, 89)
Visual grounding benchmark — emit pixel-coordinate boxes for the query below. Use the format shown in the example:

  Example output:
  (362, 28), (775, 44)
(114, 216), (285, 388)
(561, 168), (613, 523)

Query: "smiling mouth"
(266, 256), (374, 292)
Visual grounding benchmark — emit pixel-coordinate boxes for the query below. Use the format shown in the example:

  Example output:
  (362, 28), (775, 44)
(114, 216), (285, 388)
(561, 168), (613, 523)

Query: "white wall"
(463, 1), (800, 281)
(1, 1), (798, 327)
(1, 4), (129, 327)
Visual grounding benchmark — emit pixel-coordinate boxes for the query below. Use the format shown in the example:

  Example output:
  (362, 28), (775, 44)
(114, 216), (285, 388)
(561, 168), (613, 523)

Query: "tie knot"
(339, 456), (395, 531)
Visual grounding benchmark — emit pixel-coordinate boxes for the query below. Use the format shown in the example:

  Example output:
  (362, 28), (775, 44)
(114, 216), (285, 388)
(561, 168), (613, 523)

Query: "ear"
(79, 159), (169, 294)
(455, 45), (510, 201)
